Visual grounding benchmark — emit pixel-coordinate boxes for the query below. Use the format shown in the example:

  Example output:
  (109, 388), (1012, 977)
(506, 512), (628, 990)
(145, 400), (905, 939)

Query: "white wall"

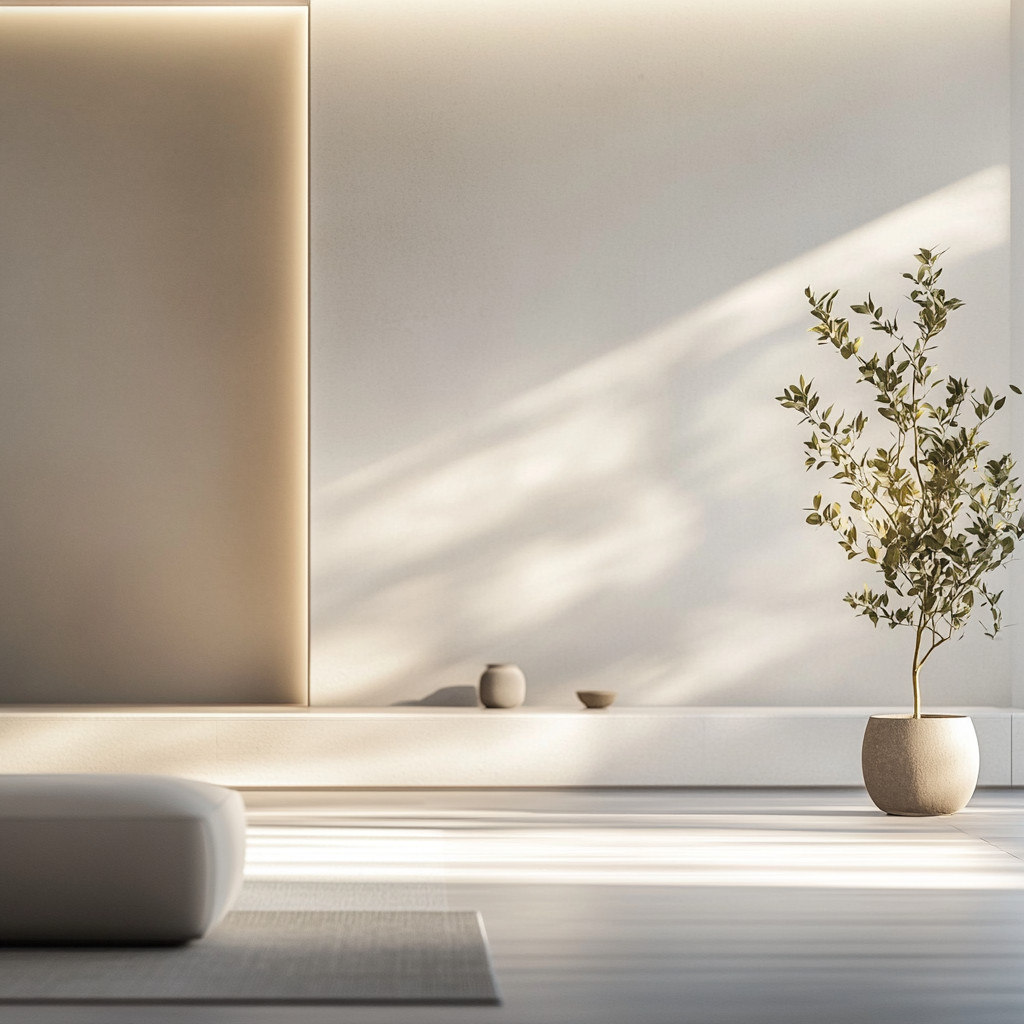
(312, 0), (1012, 709)
(1011, 0), (1024, 710)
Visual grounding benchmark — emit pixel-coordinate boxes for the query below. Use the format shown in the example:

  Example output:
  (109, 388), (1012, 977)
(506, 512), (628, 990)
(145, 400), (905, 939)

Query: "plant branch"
(778, 249), (1023, 713)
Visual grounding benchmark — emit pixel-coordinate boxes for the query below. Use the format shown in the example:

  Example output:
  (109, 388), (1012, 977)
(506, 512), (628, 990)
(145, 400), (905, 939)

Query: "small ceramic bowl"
(576, 690), (616, 709)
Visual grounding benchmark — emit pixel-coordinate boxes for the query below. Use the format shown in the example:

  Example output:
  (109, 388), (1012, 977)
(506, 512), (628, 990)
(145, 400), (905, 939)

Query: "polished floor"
(4, 787), (1024, 1023)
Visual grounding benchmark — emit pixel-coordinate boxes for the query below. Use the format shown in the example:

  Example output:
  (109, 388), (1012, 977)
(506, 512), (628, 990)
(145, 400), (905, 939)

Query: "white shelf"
(0, 705), (1019, 787)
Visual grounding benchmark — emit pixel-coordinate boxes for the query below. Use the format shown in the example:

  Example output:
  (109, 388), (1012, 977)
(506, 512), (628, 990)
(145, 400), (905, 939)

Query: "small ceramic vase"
(479, 664), (526, 709)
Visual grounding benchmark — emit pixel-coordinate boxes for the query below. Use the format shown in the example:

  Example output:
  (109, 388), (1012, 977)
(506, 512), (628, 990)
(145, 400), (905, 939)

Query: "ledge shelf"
(0, 705), (1020, 788)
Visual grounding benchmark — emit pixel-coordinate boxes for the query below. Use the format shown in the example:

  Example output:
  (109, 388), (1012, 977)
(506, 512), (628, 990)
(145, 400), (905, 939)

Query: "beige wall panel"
(0, 8), (308, 703)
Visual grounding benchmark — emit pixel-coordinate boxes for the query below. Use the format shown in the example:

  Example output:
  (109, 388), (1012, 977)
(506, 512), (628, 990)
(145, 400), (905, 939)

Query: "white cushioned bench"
(0, 774), (246, 944)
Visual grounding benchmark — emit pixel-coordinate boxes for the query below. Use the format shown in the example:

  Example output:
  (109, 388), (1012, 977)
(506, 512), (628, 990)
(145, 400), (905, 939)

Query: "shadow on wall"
(313, 167), (1010, 707)
(393, 686), (480, 707)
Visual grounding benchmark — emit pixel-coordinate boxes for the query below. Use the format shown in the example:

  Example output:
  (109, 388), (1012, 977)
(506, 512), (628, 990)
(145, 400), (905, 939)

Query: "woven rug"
(0, 910), (500, 1004)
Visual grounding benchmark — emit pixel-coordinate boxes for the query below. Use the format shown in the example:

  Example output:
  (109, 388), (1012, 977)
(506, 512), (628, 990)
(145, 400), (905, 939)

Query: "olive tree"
(777, 250), (1023, 717)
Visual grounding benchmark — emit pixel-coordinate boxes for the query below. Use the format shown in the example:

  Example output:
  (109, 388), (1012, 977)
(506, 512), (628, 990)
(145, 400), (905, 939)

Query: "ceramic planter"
(861, 714), (979, 816)
(479, 664), (526, 709)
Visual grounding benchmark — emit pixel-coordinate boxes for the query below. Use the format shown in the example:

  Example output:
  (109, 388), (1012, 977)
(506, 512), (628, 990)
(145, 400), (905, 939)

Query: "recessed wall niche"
(0, 7), (308, 703)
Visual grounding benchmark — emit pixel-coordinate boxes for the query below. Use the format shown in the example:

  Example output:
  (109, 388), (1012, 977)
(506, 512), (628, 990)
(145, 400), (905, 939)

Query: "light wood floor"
(5, 787), (1024, 1023)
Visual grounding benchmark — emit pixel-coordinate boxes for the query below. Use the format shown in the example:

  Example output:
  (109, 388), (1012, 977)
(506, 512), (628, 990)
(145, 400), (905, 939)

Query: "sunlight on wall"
(313, 167), (1009, 706)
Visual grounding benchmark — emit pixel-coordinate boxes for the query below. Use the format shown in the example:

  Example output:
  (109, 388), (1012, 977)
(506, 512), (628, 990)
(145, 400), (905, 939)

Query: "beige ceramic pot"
(861, 714), (979, 816)
(479, 663), (526, 709)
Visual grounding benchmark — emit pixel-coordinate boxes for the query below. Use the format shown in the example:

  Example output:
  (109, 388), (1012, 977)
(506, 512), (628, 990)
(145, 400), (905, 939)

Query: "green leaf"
(780, 248), (1017, 672)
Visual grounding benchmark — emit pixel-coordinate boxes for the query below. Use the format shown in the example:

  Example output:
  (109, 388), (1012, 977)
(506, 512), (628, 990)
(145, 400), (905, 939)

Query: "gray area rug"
(236, 878), (448, 911)
(0, 910), (500, 1004)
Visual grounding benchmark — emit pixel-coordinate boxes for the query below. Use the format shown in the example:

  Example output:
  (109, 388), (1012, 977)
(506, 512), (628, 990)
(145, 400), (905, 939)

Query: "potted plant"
(777, 249), (1023, 815)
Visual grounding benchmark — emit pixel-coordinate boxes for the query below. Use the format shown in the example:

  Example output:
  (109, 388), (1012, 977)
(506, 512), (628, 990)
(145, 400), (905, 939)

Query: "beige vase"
(861, 714), (979, 816)
(478, 664), (526, 709)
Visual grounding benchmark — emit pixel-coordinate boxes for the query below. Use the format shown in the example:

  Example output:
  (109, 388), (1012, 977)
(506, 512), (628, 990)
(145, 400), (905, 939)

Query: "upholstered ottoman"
(0, 774), (246, 944)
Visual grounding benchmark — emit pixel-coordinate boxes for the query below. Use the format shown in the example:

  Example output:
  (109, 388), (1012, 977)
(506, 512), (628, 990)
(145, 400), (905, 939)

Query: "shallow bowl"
(576, 690), (616, 709)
